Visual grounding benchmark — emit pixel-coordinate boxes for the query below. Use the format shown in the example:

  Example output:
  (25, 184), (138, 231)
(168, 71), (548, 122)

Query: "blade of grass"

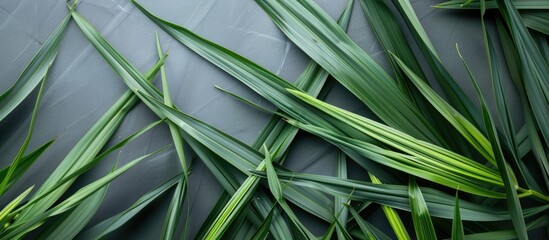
(0, 140), (54, 192)
(1, 147), (167, 239)
(523, 11), (549, 35)
(457, 39), (528, 238)
(392, 54), (495, 165)
(345, 204), (385, 240)
(1, 73), (48, 195)
(369, 173), (410, 240)
(256, 0), (446, 146)
(250, 204), (276, 240)
(463, 215), (549, 240)
(0, 13), (70, 122)
(452, 191), (464, 240)
(0, 187), (33, 225)
(155, 32), (189, 240)
(335, 151), (350, 240)
(435, 0), (549, 9)
(132, 0), (402, 185)
(38, 168), (111, 240)
(251, 170), (549, 221)
(78, 173), (181, 239)
(408, 177), (436, 239)
(287, 89), (505, 197)
(495, 17), (549, 187)
(14, 58), (165, 225)
(496, 0), (549, 151)
(390, 0), (483, 127)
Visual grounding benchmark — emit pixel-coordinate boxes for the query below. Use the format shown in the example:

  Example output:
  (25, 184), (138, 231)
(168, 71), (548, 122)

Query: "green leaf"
(452, 191), (464, 240)
(369, 173), (410, 240)
(132, 0), (401, 185)
(0, 187), (33, 224)
(456, 40), (528, 239)
(435, 0), (549, 9)
(38, 176), (110, 240)
(0, 140), (54, 192)
(250, 204), (276, 240)
(0, 13), (70, 122)
(287, 89), (505, 198)
(390, 0), (483, 127)
(523, 11), (549, 35)
(408, 177), (436, 240)
(79, 173), (181, 239)
(1, 148), (166, 239)
(251, 170), (549, 221)
(155, 33), (189, 240)
(263, 145), (283, 201)
(1, 72), (48, 195)
(256, 0), (445, 146)
(392, 54), (494, 165)
(14, 55), (165, 226)
(496, 0), (549, 152)
(345, 204), (385, 240)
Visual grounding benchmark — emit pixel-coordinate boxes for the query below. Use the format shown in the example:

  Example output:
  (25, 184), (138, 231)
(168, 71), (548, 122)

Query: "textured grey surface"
(0, 0), (515, 239)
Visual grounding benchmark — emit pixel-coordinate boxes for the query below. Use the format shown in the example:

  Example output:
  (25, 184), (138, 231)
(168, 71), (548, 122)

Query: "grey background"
(0, 0), (519, 239)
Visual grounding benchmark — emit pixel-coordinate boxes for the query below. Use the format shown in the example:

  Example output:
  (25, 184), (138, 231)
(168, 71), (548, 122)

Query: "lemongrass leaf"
(457, 42), (528, 239)
(408, 177), (436, 239)
(452, 191), (464, 240)
(79, 173), (181, 239)
(0, 140), (54, 192)
(369, 173), (410, 240)
(1, 147), (166, 239)
(0, 13), (70, 122)
(0, 74), (48, 195)
(0, 187), (33, 224)
(251, 170), (549, 221)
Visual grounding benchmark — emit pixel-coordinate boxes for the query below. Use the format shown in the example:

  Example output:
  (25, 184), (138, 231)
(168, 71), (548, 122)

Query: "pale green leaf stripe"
(1, 148), (165, 239)
(408, 177), (436, 240)
(79, 174), (181, 240)
(251, 170), (549, 221)
(203, 163), (264, 239)
(452, 192), (464, 240)
(288, 89), (505, 197)
(0, 187), (33, 224)
(286, 119), (504, 197)
(369, 173), (410, 240)
(436, 0), (549, 9)
(0, 13), (70, 122)
(256, 0), (445, 146)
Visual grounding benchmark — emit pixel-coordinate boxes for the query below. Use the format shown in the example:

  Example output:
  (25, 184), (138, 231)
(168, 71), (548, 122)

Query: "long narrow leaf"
(408, 177), (436, 239)
(0, 13), (70, 122)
